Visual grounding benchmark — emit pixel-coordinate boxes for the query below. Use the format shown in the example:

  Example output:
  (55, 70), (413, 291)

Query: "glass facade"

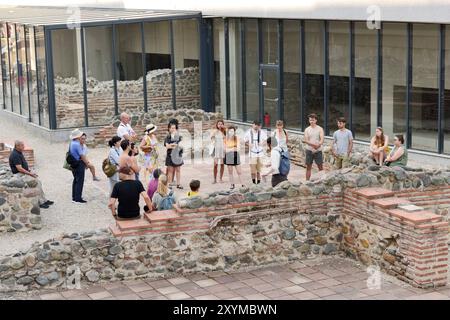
(173, 19), (201, 110)
(1, 15), (450, 157)
(228, 18), (243, 121)
(17, 25), (29, 119)
(283, 20), (301, 129)
(115, 23), (144, 114)
(84, 25), (114, 126)
(354, 22), (377, 141)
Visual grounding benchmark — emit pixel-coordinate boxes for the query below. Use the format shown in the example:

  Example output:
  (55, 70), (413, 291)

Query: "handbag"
(102, 158), (117, 177)
(64, 145), (77, 171)
(208, 144), (215, 157)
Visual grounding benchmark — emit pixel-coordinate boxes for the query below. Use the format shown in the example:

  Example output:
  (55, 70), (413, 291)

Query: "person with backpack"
(152, 174), (177, 211)
(108, 171), (152, 220)
(105, 136), (122, 194)
(244, 120), (267, 184)
(262, 137), (290, 187)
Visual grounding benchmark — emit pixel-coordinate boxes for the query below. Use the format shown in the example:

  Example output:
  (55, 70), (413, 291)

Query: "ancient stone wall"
(0, 163), (42, 233)
(55, 67), (200, 129)
(1, 165), (449, 291)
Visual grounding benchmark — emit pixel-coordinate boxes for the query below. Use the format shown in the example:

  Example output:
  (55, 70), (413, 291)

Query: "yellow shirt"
(187, 191), (199, 197)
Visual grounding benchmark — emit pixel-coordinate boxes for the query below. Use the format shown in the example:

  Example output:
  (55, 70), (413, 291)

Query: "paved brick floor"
(3, 257), (445, 300)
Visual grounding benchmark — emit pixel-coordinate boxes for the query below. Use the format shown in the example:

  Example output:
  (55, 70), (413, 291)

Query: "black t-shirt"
(111, 180), (145, 218)
(164, 133), (182, 156)
(9, 149), (29, 174)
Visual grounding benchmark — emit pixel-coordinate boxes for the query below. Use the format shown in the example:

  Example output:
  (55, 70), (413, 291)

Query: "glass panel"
(115, 23), (144, 114)
(52, 28), (81, 128)
(411, 24), (439, 152)
(262, 67), (278, 127)
(144, 21), (172, 112)
(354, 22), (377, 142)
(213, 18), (226, 115)
(304, 21), (325, 129)
(173, 19), (201, 110)
(382, 23), (407, 141)
(328, 21), (349, 132)
(445, 26), (450, 154)
(262, 19), (278, 65)
(245, 19), (259, 122)
(84, 25), (114, 126)
(0, 23), (10, 110)
(283, 20), (301, 129)
(35, 26), (49, 128)
(27, 26), (39, 124)
(17, 25), (29, 119)
(228, 18), (243, 120)
(9, 24), (20, 113)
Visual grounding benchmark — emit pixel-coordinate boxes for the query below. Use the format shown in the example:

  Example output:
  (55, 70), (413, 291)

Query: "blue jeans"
(72, 161), (85, 201)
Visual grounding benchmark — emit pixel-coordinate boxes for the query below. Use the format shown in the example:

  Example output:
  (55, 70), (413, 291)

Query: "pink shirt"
(147, 178), (158, 199)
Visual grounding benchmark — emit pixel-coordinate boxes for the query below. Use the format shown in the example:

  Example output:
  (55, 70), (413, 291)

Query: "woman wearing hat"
(139, 124), (158, 184)
(69, 129), (90, 203)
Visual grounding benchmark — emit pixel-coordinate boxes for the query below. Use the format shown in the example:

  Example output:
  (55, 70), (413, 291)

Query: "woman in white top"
(211, 120), (226, 184)
(271, 120), (288, 150)
(108, 136), (122, 194)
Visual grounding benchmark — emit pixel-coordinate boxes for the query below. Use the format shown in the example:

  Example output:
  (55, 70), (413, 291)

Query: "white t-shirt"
(117, 122), (135, 139)
(244, 129), (267, 158)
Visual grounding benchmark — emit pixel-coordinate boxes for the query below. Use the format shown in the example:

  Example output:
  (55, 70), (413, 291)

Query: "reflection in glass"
(0, 24), (10, 111)
(445, 26), (450, 154)
(382, 23), (407, 141)
(354, 22), (377, 141)
(304, 21), (324, 128)
(245, 19), (259, 122)
(84, 26), (114, 126)
(52, 28), (81, 128)
(115, 23), (144, 114)
(9, 24), (20, 113)
(411, 24), (439, 152)
(27, 26), (39, 124)
(328, 22), (349, 132)
(262, 20), (278, 65)
(35, 26), (48, 128)
(17, 25), (29, 119)
(283, 20), (301, 129)
(228, 18), (243, 120)
(172, 19), (201, 110)
(213, 18), (225, 114)
(144, 21), (172, 112)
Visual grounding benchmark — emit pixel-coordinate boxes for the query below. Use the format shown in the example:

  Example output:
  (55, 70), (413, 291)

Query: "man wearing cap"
(69, 129), (90, 204)
(140, 124), (158, 184)
(117, 112), (137, 141)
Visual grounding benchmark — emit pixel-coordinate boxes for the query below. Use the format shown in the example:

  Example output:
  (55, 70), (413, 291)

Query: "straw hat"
(69, 128), (84, 140)
(145, 124), (157, 134)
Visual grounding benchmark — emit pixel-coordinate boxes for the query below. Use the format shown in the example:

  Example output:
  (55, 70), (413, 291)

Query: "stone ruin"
(55, 67), (201, 128)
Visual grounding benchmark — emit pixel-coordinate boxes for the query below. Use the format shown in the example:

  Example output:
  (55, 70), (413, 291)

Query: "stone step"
(115, 217), (152, 231)
(353, 187), (395, 199)
(370, 197), (411, 209)
(387, 209), (443, 224)
(145, 211), (180, 223)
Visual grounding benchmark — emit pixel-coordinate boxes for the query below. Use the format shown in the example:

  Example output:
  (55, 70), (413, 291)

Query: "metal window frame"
(300, 20), (306, 131)
(14, 24), (23, 115)
(44, 27), (56, 129)
(377, 24), (383, 127)
(438, 24), (445, 154)
(278, 19), (284, 122)
(170, 20), (176, 110)
(33, 27), (41, 126)
(241, 18), (247, 122)
(199, 17), (212, 112)
(406, 23), (412, 149)
(80, 27), (88, 127)
(0, 24), (5, 109)
(323, 20), (329, 135)
(6, 23), (14, 111)
(224, 18), (230, 119)
(349, 21), (355, 135)
(24, 26), (32, 121)
(258, 19), (264, 125)
(112, 24), (118, 115)
(141, 22), (148, 112)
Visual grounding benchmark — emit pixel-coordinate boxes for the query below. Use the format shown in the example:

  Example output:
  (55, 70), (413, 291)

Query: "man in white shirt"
(303, 113), (324, 181)
(244, 120), (267, 184)
(117, 112), (137, 141)
(262, 137), (288, 187)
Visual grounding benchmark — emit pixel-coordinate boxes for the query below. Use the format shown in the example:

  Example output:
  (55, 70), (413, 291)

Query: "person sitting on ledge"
(9, 140), (54, 209)
(108, 171), (152, 220)
(384, 134), (408, 168)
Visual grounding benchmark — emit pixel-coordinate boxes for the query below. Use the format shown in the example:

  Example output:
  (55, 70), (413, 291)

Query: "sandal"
(230, 184), (235, 190)
(177, 185), (184, 189)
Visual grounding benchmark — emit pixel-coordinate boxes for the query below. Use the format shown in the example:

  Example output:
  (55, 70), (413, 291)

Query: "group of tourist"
(7, 110), (408, 221)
